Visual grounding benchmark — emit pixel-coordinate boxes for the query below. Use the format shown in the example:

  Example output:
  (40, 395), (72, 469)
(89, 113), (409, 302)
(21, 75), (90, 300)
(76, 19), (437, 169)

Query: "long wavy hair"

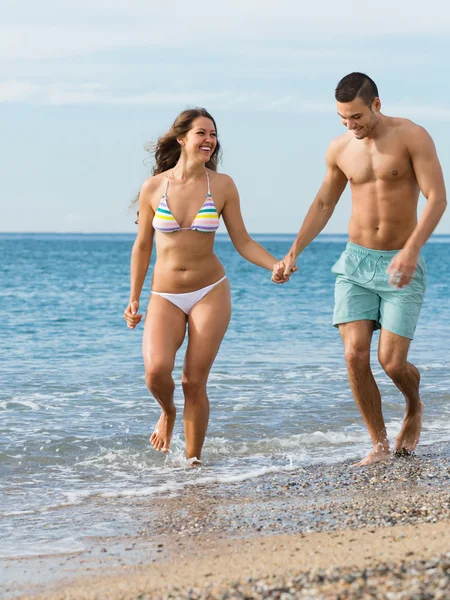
(133, 108), (222, 223)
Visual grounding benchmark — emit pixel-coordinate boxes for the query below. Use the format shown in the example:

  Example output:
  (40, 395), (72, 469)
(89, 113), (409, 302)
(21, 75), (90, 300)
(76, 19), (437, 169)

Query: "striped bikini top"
(152, 171), (220, 233)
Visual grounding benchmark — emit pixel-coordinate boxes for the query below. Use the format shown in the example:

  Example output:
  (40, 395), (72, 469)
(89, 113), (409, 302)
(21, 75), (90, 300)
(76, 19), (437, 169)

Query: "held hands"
(123, 300), (143, 329)
(271, 254), (298, 284)
(386, 248), (419, 288)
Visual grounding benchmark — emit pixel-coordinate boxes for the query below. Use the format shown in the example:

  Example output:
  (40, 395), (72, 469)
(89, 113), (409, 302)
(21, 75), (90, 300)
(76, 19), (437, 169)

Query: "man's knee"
(378, 357), (407, 382)
(145, 363), (173, 393)
(344, 345), (371, 371)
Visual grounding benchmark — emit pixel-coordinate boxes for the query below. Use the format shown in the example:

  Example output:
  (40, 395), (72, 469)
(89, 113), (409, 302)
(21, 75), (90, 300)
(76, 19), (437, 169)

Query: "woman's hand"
(124, 301), (143, 329)
(271, 259), (298, 284)
(272, 261), (287, 284)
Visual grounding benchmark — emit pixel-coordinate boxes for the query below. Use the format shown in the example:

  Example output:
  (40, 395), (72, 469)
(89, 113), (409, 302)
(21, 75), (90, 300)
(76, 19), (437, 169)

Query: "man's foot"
(150, 410), (176, 453)
(352, 445), (390, 467)
(394, 401), (424, 455)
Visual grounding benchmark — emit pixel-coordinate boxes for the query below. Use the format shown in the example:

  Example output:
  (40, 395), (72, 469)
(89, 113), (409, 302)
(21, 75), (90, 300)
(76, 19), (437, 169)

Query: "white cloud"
(0, 26), (170, 60)
(0, 82), (312, 109)
(6, 81), (450, 122)
(0, 81), (40, 102)
(46, 82), (108, 105)
(47, 87), (230, 106)
(2, 0), (450, 61)
(387, 105), (450, 121)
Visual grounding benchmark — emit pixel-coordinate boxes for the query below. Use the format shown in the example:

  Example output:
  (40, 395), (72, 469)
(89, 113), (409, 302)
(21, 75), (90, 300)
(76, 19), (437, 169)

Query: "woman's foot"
(150, 409), (176, 452)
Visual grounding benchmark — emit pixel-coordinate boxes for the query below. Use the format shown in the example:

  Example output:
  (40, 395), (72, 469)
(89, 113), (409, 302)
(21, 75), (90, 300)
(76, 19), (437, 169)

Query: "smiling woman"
(133, 109), (221, 224)
(123, 107), (288, 464)
(153, 108), (222, 176)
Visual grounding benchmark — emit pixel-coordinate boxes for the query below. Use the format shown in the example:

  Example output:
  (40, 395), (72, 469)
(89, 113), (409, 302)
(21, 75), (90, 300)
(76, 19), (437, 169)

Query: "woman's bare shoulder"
(140, 173), (166, 196)
(209, 170), (236, 191)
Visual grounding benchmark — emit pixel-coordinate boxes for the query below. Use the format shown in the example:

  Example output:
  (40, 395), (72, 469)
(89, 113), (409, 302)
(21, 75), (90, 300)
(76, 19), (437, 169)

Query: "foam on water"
(278, 430), (368, 447)
(1, 234), (449, 557)
(0, 538), (86, 559)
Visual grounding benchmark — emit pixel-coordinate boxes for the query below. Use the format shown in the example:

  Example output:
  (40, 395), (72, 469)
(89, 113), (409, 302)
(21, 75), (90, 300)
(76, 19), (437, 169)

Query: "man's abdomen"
(348, 182), (419, 250)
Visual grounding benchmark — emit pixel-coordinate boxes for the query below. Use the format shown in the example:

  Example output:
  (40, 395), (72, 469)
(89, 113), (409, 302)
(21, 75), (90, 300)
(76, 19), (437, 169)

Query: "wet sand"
(6, 442), (450, 599)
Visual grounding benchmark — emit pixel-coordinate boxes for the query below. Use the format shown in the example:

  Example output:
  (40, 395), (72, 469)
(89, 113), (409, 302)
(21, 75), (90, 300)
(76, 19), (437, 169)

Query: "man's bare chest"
(338, 143), (413, 185)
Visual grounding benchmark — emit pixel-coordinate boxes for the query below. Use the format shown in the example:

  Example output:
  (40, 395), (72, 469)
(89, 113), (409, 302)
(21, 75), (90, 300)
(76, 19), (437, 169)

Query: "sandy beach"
(4, 441), (450, 599)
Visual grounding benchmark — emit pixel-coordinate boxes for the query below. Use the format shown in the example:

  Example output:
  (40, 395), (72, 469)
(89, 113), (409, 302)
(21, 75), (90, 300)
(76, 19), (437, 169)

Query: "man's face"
(336, 97), (380, 139)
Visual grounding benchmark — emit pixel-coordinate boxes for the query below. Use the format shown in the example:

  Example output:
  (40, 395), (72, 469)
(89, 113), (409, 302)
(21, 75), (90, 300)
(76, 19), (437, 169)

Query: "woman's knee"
(145, 363), (174, 393)
(181, 373), (207, 399)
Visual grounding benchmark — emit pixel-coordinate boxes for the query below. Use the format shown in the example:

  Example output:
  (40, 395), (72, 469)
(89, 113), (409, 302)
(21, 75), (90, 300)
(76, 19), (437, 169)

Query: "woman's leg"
(182, 279), (231, 461)
(143, 294), (187, 452)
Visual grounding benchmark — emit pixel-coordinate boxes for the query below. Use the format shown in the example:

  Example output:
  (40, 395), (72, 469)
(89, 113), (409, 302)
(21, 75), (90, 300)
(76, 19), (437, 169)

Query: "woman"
(124, 108), (286, 463)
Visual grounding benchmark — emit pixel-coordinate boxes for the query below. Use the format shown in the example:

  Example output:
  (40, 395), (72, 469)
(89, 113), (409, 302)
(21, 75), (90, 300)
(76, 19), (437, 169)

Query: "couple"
(124, 72), (447, 467)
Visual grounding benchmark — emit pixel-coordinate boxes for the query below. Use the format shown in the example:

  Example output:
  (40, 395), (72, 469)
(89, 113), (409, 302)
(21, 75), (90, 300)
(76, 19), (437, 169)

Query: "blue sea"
(1, 233), (449, 559)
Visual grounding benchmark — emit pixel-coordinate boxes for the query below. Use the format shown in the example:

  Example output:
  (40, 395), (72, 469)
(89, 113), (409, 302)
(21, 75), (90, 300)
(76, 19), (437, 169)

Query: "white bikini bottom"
(151, 275), (227, 315)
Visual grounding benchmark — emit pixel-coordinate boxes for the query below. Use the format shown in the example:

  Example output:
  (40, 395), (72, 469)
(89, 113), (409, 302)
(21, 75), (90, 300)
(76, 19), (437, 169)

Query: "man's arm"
(405, 126), (447, 250)
(281, 140), (348, 277)
(387, 126), (447, 288)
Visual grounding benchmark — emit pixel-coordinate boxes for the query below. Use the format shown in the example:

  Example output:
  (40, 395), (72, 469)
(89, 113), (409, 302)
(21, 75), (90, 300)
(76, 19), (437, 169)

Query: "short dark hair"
(335, 72), (379, 107)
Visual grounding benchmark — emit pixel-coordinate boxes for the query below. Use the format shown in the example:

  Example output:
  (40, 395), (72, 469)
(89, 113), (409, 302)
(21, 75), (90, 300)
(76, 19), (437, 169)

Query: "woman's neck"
(172, 157), (206, 182)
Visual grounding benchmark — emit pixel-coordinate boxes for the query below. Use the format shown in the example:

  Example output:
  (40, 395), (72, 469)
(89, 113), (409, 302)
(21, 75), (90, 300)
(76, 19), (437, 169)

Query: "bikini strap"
(206, 170), (211, 196)
(162, 175), (170, 198)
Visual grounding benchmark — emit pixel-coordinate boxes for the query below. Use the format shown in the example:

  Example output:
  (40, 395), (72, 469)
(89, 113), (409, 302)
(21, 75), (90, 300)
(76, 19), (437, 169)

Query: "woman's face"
(181, 117), (217, 163)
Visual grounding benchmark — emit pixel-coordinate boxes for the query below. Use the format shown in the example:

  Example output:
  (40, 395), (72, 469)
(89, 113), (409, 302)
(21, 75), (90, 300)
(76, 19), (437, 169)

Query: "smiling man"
(277, 72), (447, 466)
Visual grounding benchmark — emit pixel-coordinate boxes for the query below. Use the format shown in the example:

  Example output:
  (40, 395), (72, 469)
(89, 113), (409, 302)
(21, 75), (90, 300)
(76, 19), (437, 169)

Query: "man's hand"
(271, 256), (298, 284)
(282, 254), (298, 279)
(386, 248), (420, 288)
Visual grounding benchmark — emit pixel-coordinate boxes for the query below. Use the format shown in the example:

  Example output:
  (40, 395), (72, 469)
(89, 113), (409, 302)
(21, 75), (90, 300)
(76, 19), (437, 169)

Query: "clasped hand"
(271, 255), (298, 284)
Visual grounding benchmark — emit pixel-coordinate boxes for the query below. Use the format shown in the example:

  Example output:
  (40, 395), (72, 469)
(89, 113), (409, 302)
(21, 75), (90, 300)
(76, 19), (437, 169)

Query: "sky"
(1, 0), (450, 234)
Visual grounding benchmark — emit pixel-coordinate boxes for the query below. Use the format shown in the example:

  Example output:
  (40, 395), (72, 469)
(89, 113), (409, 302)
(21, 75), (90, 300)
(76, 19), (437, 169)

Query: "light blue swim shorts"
(331, 242), (427, 340)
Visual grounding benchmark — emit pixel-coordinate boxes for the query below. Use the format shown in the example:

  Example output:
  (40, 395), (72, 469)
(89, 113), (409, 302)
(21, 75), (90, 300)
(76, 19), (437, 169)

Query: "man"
(275, 72), (447, 466)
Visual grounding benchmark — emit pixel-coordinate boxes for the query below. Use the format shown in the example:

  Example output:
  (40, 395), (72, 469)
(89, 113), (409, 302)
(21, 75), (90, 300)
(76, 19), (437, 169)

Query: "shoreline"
(4, 442), (450, 599)
(16, 522), (450, 599)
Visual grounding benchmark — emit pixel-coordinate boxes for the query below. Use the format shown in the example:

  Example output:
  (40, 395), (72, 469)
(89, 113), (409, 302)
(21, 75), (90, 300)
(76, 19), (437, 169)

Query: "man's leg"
(378, 329), (423, 454)
(339, 320), (390, 466)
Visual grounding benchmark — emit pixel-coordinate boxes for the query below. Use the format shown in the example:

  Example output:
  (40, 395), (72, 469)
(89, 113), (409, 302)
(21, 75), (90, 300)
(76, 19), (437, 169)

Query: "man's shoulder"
(326, 132), (351, 159)
(330, 131), (352, 146)
(388, 117), (435, 156)
(328, 131), (352, 152)
(390, 116), (430, 139)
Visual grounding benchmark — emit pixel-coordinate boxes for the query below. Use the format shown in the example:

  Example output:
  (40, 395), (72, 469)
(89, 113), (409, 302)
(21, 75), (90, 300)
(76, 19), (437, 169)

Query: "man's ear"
(372, 97), (381, 113)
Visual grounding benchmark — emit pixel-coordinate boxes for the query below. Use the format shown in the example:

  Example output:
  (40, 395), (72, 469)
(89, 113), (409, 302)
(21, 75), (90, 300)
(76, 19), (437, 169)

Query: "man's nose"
(346, 120), (355, 130)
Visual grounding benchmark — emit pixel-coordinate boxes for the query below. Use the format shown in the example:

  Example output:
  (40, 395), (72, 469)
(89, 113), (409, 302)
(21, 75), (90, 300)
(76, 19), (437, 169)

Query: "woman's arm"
(221, 175), (281, 272)
(124, 179), (156, 329)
